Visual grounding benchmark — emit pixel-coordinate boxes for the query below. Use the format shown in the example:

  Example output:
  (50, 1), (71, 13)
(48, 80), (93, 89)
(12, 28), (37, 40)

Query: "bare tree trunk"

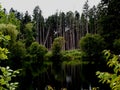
(40, 24), (42, 44)
(42, 26), (44, 45)
(86, 19), (89, 34)
(44, 27), (50, 46)
(72, 22), (75, 49)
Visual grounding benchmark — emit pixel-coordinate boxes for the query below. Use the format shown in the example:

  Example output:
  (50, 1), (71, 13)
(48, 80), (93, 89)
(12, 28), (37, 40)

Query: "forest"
(0, 0), (120, 90)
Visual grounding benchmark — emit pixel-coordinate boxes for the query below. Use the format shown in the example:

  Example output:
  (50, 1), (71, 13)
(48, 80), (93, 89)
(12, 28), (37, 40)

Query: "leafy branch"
(96, 50), (120, 90)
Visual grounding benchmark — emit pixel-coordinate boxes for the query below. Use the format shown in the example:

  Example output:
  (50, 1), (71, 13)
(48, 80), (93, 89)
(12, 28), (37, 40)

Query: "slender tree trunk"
(44, 26), (50, 46)
(72, 22), (75, 49)
(86, 18), (89, 34)
(40, 22), (42, 44)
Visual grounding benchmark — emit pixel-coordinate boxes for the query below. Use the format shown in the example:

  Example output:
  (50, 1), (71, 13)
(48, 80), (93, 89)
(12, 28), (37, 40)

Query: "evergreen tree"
(80, 34), (106, 87)
(98, 0), (120, 52)
(33, 6), (44, 44)
(83, 0), (89, 34)
(88, 6), (97, 34)
(23, 11), (31, 24)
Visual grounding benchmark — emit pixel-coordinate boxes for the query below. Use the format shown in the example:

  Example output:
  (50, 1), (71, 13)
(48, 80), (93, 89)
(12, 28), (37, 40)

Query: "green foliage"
(24, 23), (35, 46)
(0, 66), (19, 90)
(2, 1), (120, 89)
(0, 31), (19, 90)
(88, 6), (97, 34)
(0, 32), (10, 46)
(0, 24), (18, 45)
(29, 42), (47, 57)
(0, 6), (20, 29)
(51, 37), (65, 67)
(8, 12), (20, 30)
(62, 50), (82, 65)
(24, 42), (47, 76)
(98, 0), (120, 51)
(113, 39), (120, 54)
(80, 33), (106, 66)
(48, 37), (65, 84)
(0, 32), (10, 60)
(0, 5), (7, 24)
(44, 51), (52, 66)
(45, 85), (54, 90)
(19, 42), (48, 89)
(11, 41), (26, 58)
(22, 11), (31, 24)
(8, 41), (26, 70)
(62, 50), (82, 60)
(44, 51), (52, 61)
(62, 60), (81, 66)
(80, 34), (107, 85)
(52, 37), (65, 55)
(25, 23), (33, 32)
(80, 34), (105, 56)
(96, 50), (120, 90)
(0, 47), (9, 60)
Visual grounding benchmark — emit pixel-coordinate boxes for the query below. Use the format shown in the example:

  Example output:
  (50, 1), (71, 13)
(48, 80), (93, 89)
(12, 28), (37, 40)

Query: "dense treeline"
(0, 0), (120, 89)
